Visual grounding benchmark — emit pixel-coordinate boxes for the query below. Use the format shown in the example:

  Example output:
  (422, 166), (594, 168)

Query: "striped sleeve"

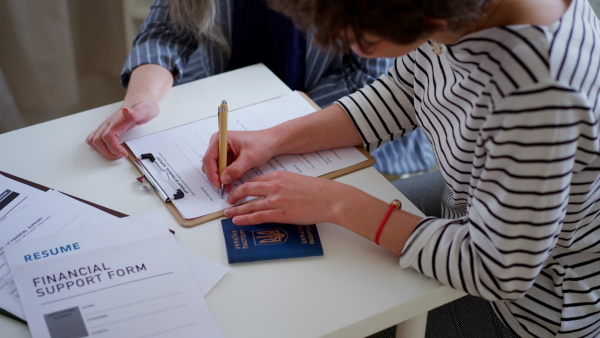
(120, 0), (200, 88)
(400, 84), (598, 302)
(336, 51), (420, 152)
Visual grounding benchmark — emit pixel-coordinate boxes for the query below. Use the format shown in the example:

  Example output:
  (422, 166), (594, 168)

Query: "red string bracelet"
(375, 199), (402, 245)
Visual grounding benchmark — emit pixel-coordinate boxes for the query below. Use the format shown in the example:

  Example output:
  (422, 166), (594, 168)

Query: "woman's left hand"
(224, 171), (351, 226)
(225, 170), (423, 256)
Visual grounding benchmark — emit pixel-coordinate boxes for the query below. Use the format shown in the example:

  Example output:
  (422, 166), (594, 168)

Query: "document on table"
(5, 213), (223, 338)
(0, 174), (229, 320)
(125, 91), (369, 219)
(0, 189), (116, 319)
(0, 174), (44, 223)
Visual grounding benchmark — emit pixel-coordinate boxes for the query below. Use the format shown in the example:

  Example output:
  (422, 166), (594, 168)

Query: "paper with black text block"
(5, 214), (223, 338)
(221, 218), (324, 263)
(0, 174), (44, 223)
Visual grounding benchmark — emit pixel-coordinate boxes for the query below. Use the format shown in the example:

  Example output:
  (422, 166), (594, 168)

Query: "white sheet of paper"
(5, 213), (223, 338)
(0, 174), (45, 318)
(81, 212), (229, 297)
(125, 91), (368, 219)
(0, 174), (45, 224)
(179, 246), (229, 296)
(1, 190), (117, 244)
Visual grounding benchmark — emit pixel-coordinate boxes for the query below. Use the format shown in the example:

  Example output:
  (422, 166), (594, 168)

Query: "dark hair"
(268, 0), (494, 52)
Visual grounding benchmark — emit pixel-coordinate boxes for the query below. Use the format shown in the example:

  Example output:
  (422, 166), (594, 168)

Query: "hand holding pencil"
(202, 101), (285, 199)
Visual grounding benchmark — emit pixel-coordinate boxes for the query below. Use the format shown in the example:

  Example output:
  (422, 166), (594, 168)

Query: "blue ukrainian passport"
(221, 219), (324, 263)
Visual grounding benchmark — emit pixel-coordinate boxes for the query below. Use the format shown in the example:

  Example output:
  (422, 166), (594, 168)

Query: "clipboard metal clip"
(133, 153), (184, 202)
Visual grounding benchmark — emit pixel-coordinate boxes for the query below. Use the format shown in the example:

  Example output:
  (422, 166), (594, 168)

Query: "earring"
(430, 40), (443, 56)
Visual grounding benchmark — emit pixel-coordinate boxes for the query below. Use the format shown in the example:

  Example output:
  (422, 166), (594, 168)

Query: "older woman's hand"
(86, 97), (159, 159)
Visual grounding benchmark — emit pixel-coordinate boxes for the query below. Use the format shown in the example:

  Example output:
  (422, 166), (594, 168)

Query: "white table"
(0, 64), (464, 337)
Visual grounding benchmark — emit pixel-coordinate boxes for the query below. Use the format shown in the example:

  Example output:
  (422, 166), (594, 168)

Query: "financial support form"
(5, 213), (223, 338)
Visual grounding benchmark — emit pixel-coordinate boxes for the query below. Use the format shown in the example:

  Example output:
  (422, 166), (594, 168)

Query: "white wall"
(0, 0), (128, 133)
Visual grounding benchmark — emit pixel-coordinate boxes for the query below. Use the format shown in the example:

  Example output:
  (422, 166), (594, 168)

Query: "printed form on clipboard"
(123, 91), (374, 227)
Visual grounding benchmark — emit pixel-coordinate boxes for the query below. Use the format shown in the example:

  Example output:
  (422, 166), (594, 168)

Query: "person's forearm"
(329, 184), (423, 256)
(268, 103), (363, 156)
(123, 64), (174, 105)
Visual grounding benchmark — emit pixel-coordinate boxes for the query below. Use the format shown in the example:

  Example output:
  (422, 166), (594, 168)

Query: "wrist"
(121, 92), (154, 109)
(266, 124), (291, 157)
(330, 186), (388, 233)
(330, 188), (423, 255)
(375, 200), (402, 245)
(125, 64), (173, 105)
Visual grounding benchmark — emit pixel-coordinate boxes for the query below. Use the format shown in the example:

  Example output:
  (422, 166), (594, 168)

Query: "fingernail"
(224, 208), (231, 218)
(222, 174), (231, 184)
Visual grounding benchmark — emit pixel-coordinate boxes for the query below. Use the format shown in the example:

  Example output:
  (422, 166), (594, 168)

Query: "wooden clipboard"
(124, 92), (375, 227)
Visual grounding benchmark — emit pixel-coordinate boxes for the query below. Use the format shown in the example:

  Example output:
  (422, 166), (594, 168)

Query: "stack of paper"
(0, 173), (228, 337)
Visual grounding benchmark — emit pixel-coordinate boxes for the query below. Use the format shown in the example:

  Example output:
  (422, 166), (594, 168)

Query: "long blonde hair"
(168, 0), (229, 53)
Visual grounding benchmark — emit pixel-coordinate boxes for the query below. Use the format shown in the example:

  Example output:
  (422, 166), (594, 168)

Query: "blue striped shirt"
(122, 0), (435, 176)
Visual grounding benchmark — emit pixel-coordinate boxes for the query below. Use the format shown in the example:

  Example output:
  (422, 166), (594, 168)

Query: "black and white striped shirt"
(338, 0), (600, 336)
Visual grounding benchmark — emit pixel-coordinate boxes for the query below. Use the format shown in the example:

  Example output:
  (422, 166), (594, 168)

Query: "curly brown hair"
(268, 0), (494, 51)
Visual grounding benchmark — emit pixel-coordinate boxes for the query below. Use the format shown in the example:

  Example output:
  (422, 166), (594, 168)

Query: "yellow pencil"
(218, 100), (228, 198)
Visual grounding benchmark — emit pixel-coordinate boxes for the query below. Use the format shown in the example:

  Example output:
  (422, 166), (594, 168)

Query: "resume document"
(5, 213), (223, 338)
